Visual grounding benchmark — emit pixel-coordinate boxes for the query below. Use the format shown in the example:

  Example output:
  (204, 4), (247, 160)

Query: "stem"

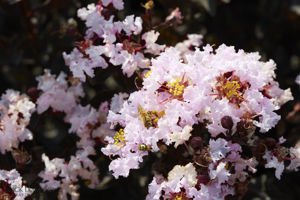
(116, 32), (123, 43)
(4, 179), (8, 192)
(134, 46), (146, 51)
(184, 141), (193, 155)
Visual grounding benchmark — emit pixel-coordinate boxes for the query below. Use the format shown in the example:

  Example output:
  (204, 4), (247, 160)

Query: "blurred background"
(0, 0), (300, 199)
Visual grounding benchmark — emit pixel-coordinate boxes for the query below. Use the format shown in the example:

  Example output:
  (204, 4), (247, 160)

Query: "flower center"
(167, 77), (185, 97)
(169, 192), (190, 200)
(113, 129), (125, 146)
(220, 80), (241, 100)
(214, 72), (248, 106)
(144, 70), (152, 78)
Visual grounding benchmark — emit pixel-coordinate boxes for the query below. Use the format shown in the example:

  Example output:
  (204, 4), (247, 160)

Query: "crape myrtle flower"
(146, 163), (234, 200)
(0, 90), (35, 153)
(64, 0), (180, 82)
(101, 43), (295, 199)
(146, 138), (258, 199)
(101, 0), (124, 10)
(0, 169), (34, 200)
(36, 70), (117, 200)
(39, 152), (99, 200)
(287, 142), (300, 171)
(36, 69), (84, 114)
(103, 44), (293, 179)
(175, 34), (203, 57)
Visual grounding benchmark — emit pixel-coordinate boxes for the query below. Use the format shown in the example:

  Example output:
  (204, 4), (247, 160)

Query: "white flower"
(102, 0), (124, 10)
(77, 3), (96, 20)
(169, 125), (192, 148)
(122, 15), (143, 35)
(36, 70), (83, 114)
(0, 169), (34, 200)
(209, 138), (231, 162)
(287, 142), (300, 171)
(0, 90), (35, 153)
(263, 151), (285, 179)
(110, 93), (128, 113)
(209, 162), (231, 185)
(168, 162), (197, 187)
(142, 31), (166, 55)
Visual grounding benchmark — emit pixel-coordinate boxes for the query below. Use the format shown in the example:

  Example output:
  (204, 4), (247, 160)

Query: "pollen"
(144, 70), (152, 78)
(143, 0), (154, 10)
(167, 77), (185, 97)
(220, 80), (241, 100)
(113, 129), (125, 146)
(214, 72), (248, 106)
(174, 196), (182, 200)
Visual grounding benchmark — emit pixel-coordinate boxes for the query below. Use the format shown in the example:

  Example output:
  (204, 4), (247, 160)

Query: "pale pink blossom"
(0, 90), (35, 153)
(102, 0), (124, 10)
(263, 151), (285, 179)
(0, 169), (34, 200)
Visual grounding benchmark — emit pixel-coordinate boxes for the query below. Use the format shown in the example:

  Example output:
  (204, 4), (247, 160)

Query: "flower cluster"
(0, 90), (35, 154)
(0, 0), (299, 200)
(0, 169), (34, 200)
(39, 152), (99, 200)
(36, 70), (115, 199)
(102, 45), (295, 199)
(63, 1), (168, 81)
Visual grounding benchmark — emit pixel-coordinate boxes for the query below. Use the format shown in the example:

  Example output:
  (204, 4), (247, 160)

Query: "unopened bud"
(26, 87), (39, 101)
(190, 137), (203, 150)
(221, 116), (233, 130)
(264, 137), (276, 149)
(197, 175), (210, 185)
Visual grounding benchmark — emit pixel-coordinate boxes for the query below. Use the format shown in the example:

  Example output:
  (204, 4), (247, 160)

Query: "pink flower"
(142, 31), (166, 55)
(0, 90), (35, 153)
(102, 0), (124, 10)
(0, 169), (34, 200)
(263, 151), (285, 179)
(36, 70), (83, 114)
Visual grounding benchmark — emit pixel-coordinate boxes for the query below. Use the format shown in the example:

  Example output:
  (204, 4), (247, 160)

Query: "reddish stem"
(134, 46), (146, 51)
(116, 32), (123, 43)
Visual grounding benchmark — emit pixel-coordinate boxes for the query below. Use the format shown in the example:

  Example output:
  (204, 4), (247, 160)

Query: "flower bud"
(197, 175), (210, 185)
(26, 87), (39, 102)
(221, 116), (233, 130)
(264, 137), (276, 149)
(190, 137), (203, 150)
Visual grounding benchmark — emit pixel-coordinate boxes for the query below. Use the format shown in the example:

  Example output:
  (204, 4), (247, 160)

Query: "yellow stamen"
(174, 195), (182, 200)
(167, 77), (185, 97)
(143, 0), (154, 9)
(113, 129), (125, 146)
(144, 70), (152, 78)
(220, 81), (241, 100)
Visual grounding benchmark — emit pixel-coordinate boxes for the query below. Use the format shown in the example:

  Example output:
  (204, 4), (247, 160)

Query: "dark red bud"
(224, 71), (233, 78)
(221, 116), (233, 130)
(264, 137), (277, 149)
(197, 175), (210, 185)
(26, 87), (39, 102)
(190, 137), (203, 150)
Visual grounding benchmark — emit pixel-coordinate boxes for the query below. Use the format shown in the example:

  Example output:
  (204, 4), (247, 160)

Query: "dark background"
(0, 0), (300, 199)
